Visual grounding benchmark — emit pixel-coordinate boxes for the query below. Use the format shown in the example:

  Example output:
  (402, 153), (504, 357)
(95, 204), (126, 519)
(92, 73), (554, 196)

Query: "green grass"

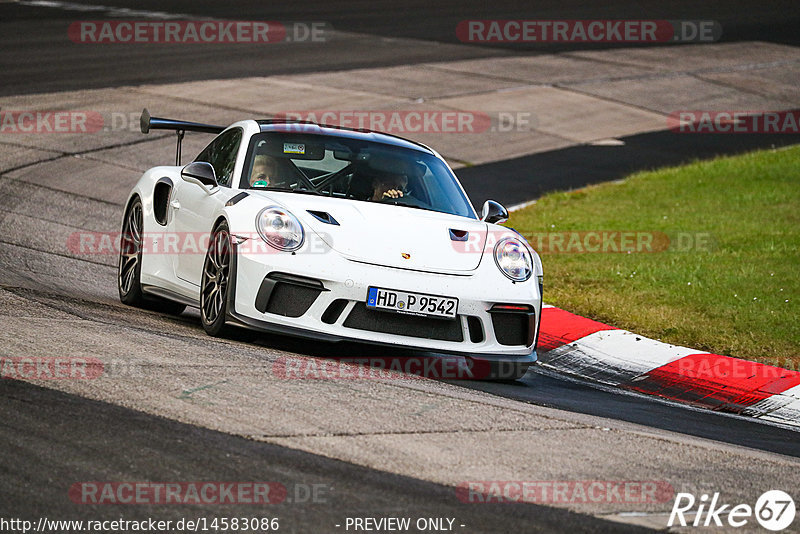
(510, 145), (800, 369)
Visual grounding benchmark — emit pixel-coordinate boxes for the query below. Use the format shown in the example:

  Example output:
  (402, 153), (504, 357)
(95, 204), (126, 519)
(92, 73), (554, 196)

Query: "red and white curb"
(537, 305), (800, 429)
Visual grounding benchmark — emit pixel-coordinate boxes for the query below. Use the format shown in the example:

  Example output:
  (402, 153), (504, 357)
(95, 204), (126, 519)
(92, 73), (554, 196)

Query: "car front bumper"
(229, 240), (541, 362)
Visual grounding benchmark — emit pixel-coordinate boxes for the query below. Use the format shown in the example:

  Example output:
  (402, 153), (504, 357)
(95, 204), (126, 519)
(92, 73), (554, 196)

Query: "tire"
(118, 198), (146, 306)
(200, 221), (233, 336)
(118, 197), (187, 316)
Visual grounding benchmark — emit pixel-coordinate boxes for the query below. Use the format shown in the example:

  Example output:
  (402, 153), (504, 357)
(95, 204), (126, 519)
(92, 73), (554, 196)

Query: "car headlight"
(494, 237), (533, 281)
(256, 206), (304, 251)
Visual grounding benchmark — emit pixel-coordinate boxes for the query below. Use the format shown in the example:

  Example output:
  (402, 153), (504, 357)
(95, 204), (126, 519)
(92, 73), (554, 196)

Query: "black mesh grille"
(492, 313), (530, 346)
(343, 303), (463, 342)
(265, 283), (321, 318)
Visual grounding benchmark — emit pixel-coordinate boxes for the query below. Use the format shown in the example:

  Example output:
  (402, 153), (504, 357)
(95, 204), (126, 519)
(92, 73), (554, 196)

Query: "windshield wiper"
(289, 189), (325, 196)
(253, 186), (323, 196)
(380, 200), (431, 212)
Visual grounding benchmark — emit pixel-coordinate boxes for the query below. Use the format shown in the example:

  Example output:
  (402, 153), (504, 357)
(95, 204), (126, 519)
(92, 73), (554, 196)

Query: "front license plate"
(366, 287), (458, 320)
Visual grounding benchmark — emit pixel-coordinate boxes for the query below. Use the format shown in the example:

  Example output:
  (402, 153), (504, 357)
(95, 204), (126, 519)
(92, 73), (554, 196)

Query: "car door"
(170, 128), (242, 286)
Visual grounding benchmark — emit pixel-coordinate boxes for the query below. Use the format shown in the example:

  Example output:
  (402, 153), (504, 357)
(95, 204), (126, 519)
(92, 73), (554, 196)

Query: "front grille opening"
(467, 316), (484, 343)
(255, 273), (325, 318)
(322, 299), (349, 324)
(449, 229), (468, 241)
(491, 313), (530, 346)
(343, 303), (463, 342)
(265, 283), (321, 318)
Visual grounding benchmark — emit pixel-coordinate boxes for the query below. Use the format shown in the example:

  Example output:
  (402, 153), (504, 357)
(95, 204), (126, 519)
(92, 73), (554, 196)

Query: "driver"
(370, 172), (408, 201)
(249, 155), (278, 187)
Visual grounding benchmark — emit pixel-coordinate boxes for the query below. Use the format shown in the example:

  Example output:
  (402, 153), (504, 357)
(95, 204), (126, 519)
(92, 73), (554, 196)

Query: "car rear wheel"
(201, 221), (233, 336)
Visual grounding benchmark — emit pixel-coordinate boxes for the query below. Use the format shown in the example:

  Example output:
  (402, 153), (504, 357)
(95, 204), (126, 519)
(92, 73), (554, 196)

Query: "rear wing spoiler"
(140, 108), (225, 165)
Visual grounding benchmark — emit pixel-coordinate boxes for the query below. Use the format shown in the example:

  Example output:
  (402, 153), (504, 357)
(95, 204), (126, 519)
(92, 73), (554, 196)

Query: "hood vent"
(307, 210), (340, 226)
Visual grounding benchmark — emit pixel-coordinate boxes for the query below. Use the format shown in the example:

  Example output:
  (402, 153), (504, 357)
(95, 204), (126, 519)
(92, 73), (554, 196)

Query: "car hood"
(253, 191), (487, 273)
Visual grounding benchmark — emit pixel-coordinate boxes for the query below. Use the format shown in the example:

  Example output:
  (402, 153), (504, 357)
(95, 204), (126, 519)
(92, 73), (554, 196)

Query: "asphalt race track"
(2, 0), (799, 95)
(1, 1), (799, 532)
(1, 379), (649, 533)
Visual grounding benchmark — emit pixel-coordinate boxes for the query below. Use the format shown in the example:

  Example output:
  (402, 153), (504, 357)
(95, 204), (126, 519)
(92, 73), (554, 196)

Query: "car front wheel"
(118, 198), (145, 306)
(200, 221), (233, 336)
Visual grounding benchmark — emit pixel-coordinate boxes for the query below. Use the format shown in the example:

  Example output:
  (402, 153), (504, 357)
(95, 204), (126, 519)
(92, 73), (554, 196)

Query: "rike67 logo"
(669, 490), (795, 531)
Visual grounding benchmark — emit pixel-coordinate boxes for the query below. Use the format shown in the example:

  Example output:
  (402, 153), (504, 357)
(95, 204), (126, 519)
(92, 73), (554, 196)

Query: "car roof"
(255, 120), (435, 154)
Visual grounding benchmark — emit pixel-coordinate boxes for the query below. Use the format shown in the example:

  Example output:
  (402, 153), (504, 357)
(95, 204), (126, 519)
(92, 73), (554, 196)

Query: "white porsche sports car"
(119, 110), (543, 379)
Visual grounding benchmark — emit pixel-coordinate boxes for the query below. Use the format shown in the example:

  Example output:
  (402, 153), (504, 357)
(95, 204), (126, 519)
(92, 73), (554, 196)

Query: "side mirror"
(480, 200), (508, 224)
(181, 162), (218, 191)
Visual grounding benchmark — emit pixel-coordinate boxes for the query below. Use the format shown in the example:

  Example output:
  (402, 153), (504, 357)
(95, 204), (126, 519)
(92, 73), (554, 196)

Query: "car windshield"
(240, 132), (476, 218)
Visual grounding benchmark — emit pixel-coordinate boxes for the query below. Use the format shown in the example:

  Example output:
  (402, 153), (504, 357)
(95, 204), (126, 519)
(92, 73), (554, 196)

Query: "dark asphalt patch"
(0, 378), (651, 533)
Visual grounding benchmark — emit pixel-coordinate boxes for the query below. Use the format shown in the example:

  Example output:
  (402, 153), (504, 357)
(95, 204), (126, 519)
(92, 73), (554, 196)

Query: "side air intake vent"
(153, 178), (173, 226)
(449, 229), (469, 241)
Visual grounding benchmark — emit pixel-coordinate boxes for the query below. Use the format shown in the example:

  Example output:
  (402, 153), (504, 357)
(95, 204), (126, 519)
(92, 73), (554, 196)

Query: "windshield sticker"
(283, 143), (305, 154)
